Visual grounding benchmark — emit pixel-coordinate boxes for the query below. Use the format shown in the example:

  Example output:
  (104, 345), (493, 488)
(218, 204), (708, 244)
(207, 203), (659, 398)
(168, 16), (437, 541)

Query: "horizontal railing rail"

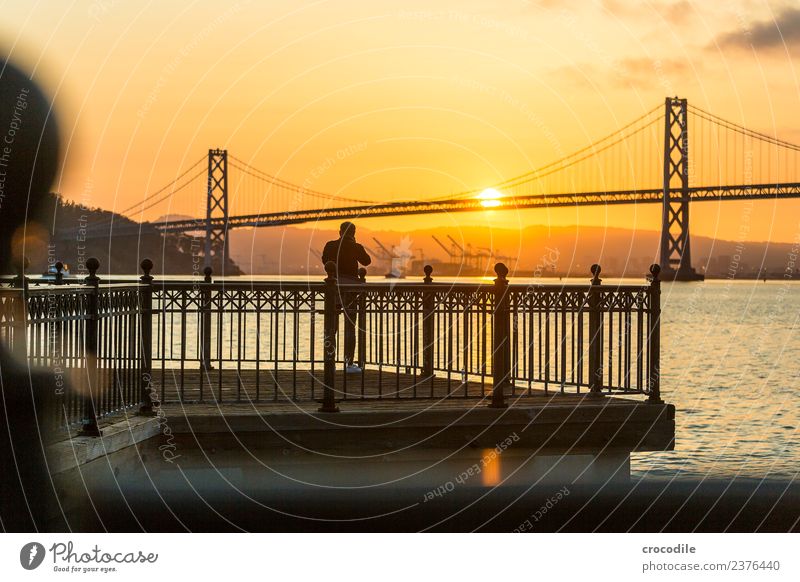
(2, 256), (662, 432)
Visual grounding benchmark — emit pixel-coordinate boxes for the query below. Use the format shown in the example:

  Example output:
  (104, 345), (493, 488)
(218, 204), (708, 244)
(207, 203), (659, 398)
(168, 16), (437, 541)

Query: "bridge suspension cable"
(468, 104), (663, 194)
(97, 103), (674, 224)
(117, 156), (207, 217)
(687, 103), (800, 189)
(228, 154), (375, 205)
(688, 105), (800, 152)
(83, 156), (207, 231)
(424, 104), (665, 203)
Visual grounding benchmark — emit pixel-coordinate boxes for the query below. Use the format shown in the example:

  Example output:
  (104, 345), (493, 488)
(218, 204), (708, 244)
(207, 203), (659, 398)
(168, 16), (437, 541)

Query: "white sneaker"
(346, 364), (362, 374)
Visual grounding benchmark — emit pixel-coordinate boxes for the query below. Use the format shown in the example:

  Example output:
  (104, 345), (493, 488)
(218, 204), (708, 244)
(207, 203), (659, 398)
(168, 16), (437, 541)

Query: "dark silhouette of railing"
(0, 258), (147, 437)
(1, 257), (662, 433)
(144, 259), (663, 406)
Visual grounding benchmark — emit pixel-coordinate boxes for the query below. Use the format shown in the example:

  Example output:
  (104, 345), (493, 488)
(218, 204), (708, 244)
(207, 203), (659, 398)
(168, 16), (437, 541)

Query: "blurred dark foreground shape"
(0, 60), (61, 531)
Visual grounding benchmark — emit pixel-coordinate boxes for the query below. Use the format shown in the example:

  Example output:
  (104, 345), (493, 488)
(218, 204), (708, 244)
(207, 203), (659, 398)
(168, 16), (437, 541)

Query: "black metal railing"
(1, 258), (148, 436)
(146, 260), (662, 407)
(2, 256), (662, 432)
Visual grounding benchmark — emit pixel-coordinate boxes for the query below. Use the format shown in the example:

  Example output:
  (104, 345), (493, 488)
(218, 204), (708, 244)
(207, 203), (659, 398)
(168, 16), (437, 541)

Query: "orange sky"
(3, 0), (800, 242)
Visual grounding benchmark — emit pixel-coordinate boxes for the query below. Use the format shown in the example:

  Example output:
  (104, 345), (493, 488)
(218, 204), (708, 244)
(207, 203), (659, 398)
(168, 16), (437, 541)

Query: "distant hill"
(22, 194), (242, 276)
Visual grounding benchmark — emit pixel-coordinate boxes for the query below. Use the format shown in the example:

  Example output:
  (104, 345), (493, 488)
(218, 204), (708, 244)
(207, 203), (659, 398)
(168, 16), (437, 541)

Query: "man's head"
(339, 221), (355, 238)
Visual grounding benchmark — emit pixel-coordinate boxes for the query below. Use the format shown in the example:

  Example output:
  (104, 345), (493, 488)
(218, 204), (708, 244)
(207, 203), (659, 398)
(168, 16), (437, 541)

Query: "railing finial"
(203, 266), (213, 283)
(140, 258), (154, 284)
(358, 267), (367, 282)
(590, 263), (602, 285)
(324, 260), (337, 282)
(648, 263), (661, 283)
(85, 257), (100, 287)
(423, 264), (433, 283)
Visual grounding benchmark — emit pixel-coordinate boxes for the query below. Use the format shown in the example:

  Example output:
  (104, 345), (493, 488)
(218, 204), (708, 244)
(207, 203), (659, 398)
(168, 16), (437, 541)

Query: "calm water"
(636, 278), (800, 480)
(134, 273), (800, 480)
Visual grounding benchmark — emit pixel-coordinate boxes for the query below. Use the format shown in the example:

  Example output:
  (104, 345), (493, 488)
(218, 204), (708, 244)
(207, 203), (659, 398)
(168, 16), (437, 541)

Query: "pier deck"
(145, 368), (674, 456)
(153, 368), (651, 404)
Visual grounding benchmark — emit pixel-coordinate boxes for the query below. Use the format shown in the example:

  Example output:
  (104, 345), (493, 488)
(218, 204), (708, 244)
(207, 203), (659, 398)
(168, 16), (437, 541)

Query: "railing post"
(647, 264), (663, 403)
(12, 256), (29, 291)
(138, 259), (156, 415)
(201, 266), (213, 372)
(490, 262), (510, 408)
(319, 261), (339, 412)
(422, 265), (434, 380)
(79, 257), (102, 436)
(9, 257), (31, 361)
(357, 267), (367, 368)
(10, 284), (28, 362)
(588, 264), (604, 396)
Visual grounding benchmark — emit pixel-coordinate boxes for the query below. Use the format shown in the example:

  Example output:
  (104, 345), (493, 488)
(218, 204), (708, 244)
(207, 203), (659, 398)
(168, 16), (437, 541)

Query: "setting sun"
(477, 188), (503, 208)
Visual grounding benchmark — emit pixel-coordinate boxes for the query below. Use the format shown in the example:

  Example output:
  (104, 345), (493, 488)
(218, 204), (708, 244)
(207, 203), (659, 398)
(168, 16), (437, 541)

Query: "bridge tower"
(204, 149), (229, 270)
(660, 97), (703, 281)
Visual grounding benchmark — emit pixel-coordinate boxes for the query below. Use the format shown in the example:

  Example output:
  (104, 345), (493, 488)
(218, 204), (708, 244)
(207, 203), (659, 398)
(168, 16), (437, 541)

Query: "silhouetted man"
(321, 222), (371, 372)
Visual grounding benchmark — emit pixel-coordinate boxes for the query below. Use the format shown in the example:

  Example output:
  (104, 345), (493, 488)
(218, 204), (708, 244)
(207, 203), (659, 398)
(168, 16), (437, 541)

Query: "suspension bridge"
(78, 97), (800, 280)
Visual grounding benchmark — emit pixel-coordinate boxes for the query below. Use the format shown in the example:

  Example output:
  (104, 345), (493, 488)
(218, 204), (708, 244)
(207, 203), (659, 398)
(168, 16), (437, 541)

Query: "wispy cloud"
(550, 56), (698, 92)
(600, 0), (692, 25)
(716, 6), (800, 50)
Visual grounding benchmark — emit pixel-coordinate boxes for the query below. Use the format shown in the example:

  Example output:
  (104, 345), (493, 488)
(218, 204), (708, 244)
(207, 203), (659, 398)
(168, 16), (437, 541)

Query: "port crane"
(431, 235), (458, 262)
(372, 237), (398, 260)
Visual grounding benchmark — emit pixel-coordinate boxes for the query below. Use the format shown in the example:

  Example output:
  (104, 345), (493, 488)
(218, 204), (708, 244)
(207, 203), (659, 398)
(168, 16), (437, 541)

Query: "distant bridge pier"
(660, 97), (703, 281)
(204, 149), (229, 271)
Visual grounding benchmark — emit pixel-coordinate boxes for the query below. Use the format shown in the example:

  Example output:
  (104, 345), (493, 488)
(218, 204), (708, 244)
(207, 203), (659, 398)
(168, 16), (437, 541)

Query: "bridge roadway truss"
(149, 181), (800, 232)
